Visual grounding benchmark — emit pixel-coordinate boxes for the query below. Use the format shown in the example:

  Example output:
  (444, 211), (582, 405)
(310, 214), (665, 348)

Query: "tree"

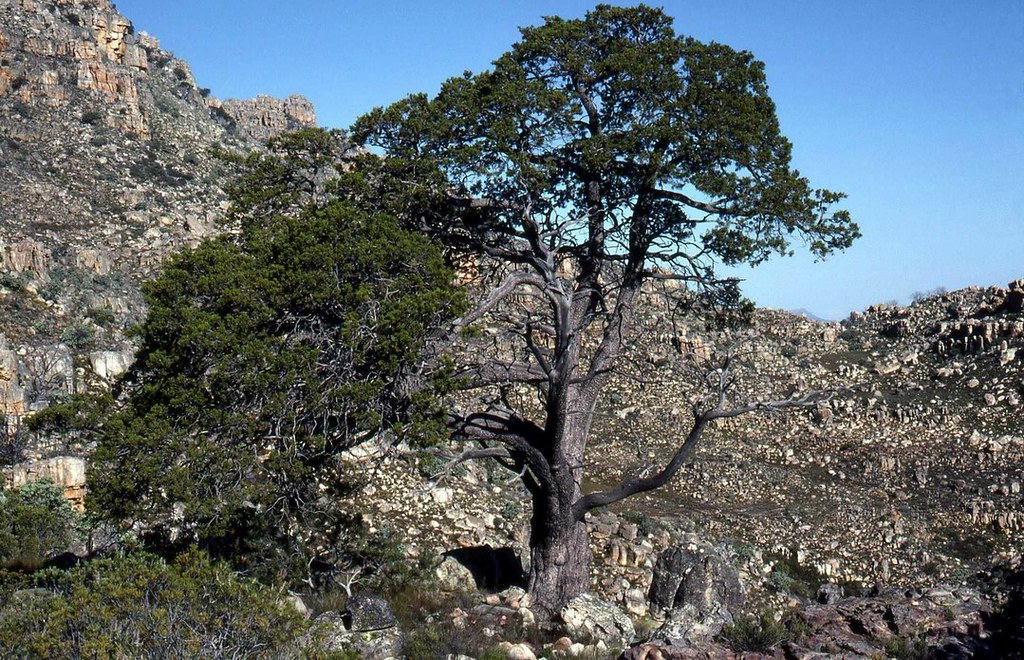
(88, 144), (465, 584)
(0, 480), (78, 569)
(353, 4), (859, 615)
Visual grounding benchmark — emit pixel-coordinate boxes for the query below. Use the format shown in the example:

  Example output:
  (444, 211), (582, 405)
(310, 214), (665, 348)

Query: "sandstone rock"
(816, 582), (844, 604)
(497, 641), (537, 660)
(1, 239), (51, 277)
(89, 349), (132, 381)
(343, 593), (397, 632)
(287, 594), (310, 619)
(216, 94), (316, 142)
(309, 595), (403, 659)
(436, 553), (478, 591)
(5, 456), (87, 509)
(560, 593), (635, 648)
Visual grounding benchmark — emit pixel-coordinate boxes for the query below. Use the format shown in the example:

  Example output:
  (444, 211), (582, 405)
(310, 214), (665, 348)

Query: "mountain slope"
(0, 0), (315, 416)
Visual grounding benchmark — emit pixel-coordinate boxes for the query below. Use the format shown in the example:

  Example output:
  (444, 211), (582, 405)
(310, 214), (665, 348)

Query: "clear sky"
(114, 1), (1023, 320)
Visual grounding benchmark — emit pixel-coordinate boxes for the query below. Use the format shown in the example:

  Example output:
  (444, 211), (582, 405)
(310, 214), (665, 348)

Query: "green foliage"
(59, 322), (95, 350)
(0, 480), (78, 570)
(621, 510), (659, 538)
(25, 392), (112, 449)
(79, 109), (103, 125)
(90, 134), (465, 584)
(85, 307), (117, 327)
(353, 4), (858, 296)
(0, 270), (30, 291)
(0, 549), (308, 658)
(765, 552), (826, 599)
(719, 610), (791, 652)
(882, 633), (930, 660)
(500, 499), (523, 521)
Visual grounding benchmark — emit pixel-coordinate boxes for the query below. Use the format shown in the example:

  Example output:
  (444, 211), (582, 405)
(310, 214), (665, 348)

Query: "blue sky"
(114, 1), (1023, 320)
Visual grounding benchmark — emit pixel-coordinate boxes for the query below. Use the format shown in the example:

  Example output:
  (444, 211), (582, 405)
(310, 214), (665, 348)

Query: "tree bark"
(526, 503), (591, 618)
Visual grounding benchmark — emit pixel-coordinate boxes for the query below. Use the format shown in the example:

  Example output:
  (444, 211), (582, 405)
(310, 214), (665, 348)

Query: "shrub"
(0, 549), (308, 658)
(0, 270), (30, 291)
(89, 192), (464, 586)
(719, 610), (790, 652)
(85, 307), (116, 327)
(79, 109), (103, 125)
(765, 552), (826, 599)
(60, 323), (95, 350)
(0, 480), (78, 569)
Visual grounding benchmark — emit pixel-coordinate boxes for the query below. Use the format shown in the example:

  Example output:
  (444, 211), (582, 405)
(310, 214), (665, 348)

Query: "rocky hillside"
(0, 0), (315, 420)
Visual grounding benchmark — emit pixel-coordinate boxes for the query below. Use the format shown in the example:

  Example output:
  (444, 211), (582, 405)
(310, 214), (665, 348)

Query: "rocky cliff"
(0, 0), (315, 420)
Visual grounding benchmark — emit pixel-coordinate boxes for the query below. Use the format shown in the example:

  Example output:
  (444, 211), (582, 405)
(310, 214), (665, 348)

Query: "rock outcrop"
(0, 0), (317, 431)
(648, 538), (746, 647)
(215, 94), (316, 142)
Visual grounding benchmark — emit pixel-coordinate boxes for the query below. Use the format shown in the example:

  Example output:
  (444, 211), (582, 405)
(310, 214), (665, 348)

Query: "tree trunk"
(526, 510), (591, 619)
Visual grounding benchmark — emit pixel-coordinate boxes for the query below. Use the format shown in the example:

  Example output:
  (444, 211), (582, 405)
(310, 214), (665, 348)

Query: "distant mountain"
(789, 308), (833, 323)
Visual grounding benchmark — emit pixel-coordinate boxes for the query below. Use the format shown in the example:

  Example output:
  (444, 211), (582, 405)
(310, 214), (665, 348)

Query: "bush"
(79, 109), (103, 125)
(60, 323), (95, 350)
(0, 480), (78, 569)
(719, 610), (790, 652)
(0, 270), (30, 291)
(85, 307), (117, 327)
(0, 549), (308, 658)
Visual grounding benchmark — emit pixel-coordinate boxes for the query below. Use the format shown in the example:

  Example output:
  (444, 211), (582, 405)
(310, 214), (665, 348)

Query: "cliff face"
(0, 0), (315, 419)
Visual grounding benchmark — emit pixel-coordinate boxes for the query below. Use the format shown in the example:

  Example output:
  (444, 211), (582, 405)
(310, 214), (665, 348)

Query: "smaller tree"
(89, 137), (465, 584)
(0, 480), (78, 569)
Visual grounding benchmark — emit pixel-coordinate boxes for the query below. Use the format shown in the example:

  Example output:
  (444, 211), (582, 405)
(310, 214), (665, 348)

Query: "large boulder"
(343, 593), (399, 632)
(310, 594), (403, 659)
(560, 593), (635, 648)
(647, 537), (745, 647)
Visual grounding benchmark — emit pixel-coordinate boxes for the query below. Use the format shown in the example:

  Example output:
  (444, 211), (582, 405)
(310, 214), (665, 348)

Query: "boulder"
(89, 349), (133, 381)
(496, 641), (537, 659)
(560, 593), (635, 648)
(816, 582), (845, 605)
(310, 595), (403, 659)
(647, 538), (745, 647)
(343, 593), (399, 632)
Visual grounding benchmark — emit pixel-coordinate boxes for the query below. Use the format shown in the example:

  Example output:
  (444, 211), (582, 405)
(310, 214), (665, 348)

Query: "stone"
(560, 593), (635, 648)
(287, 594), (310, 619)
(308, 594), (403, 659)
(496, 641), (537, 660)
(623, 588), (649, 616)
(89, 349), (133, 381)
(816, 582), (845, 604)
(647, 540), (745, 647)
(343, 593), (398, 632)
(216, 94), (317, 142)
(436, 554), (478, 591)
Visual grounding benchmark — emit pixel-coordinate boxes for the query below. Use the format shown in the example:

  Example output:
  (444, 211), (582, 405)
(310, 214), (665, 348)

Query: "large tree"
(354, 4), (859, 615)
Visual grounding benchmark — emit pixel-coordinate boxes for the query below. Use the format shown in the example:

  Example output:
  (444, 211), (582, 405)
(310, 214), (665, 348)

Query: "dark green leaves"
(90, 133), (464, 581)
(354, 4), (858, 291)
